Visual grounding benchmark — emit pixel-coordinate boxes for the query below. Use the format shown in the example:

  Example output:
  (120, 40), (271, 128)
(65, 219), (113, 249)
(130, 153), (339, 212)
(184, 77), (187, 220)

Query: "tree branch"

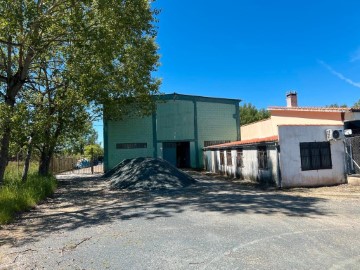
(7, 37), (12, 80)
(0, 39), (22, 47)
(0, 75), (7, 83)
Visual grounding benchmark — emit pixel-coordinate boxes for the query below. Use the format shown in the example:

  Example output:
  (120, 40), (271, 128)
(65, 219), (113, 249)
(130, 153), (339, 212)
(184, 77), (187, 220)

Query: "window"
(220, 151), (224, 165)
(116, 143), (147, 149)
(237, 149), (243, 167)
(226, 151), (232, 166)
(300, 142), (332, 171)
(257, 146), (267, 169)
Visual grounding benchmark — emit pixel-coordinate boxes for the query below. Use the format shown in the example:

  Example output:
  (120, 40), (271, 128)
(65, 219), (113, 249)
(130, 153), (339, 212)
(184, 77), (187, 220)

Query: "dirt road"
(1, 171), (359, 269)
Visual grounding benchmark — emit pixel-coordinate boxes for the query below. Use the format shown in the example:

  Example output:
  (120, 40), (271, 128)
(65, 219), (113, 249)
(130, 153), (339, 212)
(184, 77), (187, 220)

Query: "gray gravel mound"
(106, 157), (196, 191)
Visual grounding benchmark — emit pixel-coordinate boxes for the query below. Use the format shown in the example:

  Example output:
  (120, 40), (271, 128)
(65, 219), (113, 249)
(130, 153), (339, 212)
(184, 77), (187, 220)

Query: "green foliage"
(326, 104), (348, 108)
(84, 144), (104, 159)
(353, 99), (360, 108)
(0, 1), (161, 180)
(0, 163), (57, 224)
(61, 123), (98, 155)
(239, 103), (270, 126)
(4, 161), (38, 180)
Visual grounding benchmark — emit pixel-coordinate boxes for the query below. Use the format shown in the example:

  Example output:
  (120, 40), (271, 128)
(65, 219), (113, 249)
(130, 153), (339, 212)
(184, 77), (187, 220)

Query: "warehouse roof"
(157, 92), (241, 104)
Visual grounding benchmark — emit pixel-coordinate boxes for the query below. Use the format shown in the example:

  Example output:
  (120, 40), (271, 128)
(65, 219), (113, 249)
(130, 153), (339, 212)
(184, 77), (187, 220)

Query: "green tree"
(353, 100), (360, 108)
(326, 104), (348, 108)
(239, 103), (270, 126)
(0, 1), (160, 184)
(61, 123), (98, 156)
(84, 144), (104, 159)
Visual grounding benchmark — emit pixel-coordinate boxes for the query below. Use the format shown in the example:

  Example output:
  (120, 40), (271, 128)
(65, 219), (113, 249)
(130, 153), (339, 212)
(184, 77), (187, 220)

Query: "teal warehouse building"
(104, 93), (240, 172)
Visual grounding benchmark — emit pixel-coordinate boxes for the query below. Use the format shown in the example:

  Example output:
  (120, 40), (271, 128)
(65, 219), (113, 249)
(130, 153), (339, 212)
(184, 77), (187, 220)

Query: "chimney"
(286, 91), (298, 107)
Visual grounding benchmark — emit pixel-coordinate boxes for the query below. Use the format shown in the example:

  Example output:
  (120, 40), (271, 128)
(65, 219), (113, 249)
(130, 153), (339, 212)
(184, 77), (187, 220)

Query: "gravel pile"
(105, 157), (196, 191)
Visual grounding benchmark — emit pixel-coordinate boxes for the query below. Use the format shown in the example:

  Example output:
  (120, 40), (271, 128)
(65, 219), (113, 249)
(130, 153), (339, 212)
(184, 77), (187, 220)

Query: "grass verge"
(0, 166), (57, 224)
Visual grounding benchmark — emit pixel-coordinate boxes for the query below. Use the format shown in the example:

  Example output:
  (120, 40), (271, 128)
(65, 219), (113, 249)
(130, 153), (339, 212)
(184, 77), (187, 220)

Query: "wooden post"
(91, 148), (94, 174)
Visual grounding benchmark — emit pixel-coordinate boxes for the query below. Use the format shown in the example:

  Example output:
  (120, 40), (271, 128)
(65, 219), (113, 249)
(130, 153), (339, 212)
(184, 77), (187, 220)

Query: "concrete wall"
(204, 144), (279, 185)
(241, 119), (274, 140)
(345, 111), (360, 121)
(241, 110), (345, 141)
(278, 125), (346, 187)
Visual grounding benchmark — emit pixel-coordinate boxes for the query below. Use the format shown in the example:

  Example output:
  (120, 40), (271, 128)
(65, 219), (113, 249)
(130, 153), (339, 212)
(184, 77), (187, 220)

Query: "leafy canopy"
(240, 103), (270, 126)
(0, 0), (161, 179)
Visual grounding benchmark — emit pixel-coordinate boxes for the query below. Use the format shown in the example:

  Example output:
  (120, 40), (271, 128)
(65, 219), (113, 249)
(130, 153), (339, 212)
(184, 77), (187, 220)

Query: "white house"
(203, 92), (349, 188)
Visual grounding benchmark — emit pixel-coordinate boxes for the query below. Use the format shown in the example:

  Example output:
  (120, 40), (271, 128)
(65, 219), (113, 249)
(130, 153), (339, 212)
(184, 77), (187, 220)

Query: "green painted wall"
(104, 94), (240, 171)
(157, 100), (194, 141)
(105, 115), (153, 170)
(196, 101), (239, 167)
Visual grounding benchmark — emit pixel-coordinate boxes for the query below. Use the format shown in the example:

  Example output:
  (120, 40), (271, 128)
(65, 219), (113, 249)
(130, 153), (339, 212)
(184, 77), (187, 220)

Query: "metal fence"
(344, 136), (360, 174)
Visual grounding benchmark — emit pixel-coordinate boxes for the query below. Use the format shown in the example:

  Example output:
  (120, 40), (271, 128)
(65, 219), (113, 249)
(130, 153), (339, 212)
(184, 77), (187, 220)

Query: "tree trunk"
(0, 126), (11, 184)
(21, 136), (33, 182)
(0, 97), (16, 185)
(38, 149), (53, 176)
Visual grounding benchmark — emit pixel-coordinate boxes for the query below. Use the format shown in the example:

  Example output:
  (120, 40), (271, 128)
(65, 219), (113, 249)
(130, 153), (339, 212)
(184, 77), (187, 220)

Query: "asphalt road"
(1, 171), (359, 270)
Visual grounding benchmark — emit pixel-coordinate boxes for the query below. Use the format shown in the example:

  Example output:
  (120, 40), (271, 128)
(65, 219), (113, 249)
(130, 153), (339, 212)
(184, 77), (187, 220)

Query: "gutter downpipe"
(276, 142), (282, 188)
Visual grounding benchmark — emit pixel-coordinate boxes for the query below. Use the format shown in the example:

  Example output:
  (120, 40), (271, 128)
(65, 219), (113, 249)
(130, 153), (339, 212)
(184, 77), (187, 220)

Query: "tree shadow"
(0, 171), (330, 248)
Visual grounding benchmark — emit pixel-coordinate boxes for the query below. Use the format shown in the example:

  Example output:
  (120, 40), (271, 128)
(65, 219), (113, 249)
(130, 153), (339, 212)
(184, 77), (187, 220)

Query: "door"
(176, 142), (190, 168)
(162, 141), (190, 168)
(163, 142), (177, 167)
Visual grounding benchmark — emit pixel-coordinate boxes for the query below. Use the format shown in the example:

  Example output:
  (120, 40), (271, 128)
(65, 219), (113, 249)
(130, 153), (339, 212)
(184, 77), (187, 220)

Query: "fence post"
(91, 148), (94, 174)
(17, 151), (20, 177)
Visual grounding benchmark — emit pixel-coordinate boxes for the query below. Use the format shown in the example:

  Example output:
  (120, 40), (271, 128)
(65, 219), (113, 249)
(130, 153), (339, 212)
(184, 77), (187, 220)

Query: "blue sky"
(95, 0), (360, 145)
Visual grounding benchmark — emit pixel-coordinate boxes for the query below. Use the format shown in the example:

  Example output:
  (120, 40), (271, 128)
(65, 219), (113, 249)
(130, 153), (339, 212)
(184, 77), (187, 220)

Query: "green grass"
(0, 162), (57, 224)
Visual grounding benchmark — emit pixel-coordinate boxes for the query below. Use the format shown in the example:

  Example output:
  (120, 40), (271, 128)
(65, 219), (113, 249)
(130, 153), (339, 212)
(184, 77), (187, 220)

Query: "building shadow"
(1, 170), (329, 248)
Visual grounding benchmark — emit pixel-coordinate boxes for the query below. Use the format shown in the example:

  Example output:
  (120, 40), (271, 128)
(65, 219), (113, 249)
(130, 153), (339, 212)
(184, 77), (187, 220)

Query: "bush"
(0, 170), (57, 224)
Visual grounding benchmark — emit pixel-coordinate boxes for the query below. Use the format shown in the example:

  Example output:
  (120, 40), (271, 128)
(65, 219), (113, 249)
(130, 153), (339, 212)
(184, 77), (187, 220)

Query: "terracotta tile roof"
(278, 124), (343, 127)
(204, 136), (279, 149)
(268, 106), (350, 112)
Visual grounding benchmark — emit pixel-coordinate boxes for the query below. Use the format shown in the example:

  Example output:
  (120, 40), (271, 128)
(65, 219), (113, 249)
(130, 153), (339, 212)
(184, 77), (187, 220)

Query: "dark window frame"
(220, 151), (224, 166)
(257, 146), (268, 169)
(237, 149), (243, 168)
(300, 142), (332, 171)
(226, 151), (232, 166)
(116, 143), (147, 149)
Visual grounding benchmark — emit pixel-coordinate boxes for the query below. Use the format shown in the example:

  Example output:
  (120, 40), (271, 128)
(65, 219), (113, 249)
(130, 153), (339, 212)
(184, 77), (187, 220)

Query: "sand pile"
(105, 157), (196, 191)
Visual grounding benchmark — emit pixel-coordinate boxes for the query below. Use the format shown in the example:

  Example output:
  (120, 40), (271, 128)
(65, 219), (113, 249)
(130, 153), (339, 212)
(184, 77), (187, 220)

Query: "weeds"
(0, 162), (57, 224)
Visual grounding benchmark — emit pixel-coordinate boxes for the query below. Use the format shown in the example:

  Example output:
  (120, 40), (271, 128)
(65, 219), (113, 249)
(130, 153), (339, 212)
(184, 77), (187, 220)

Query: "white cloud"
(318, 60), (360, 89)
(350, 48), (360, 62)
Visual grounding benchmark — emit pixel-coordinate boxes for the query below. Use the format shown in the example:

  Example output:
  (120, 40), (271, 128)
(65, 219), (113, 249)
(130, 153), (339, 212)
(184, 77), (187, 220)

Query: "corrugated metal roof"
(158, 92), (241, 103)
(268, 106), (350, 112)
(204, 136), (278, 149)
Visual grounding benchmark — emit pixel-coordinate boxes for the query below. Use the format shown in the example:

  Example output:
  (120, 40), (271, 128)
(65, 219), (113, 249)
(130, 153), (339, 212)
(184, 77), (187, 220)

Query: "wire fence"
(344, 136), (360, 175)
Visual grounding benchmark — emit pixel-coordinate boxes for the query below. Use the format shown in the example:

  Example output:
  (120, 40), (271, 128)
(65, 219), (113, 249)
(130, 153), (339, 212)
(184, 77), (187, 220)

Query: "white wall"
(345, 111), (360, 121)
(204, 145), (279, 185)
(278, 125), (346, 187)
